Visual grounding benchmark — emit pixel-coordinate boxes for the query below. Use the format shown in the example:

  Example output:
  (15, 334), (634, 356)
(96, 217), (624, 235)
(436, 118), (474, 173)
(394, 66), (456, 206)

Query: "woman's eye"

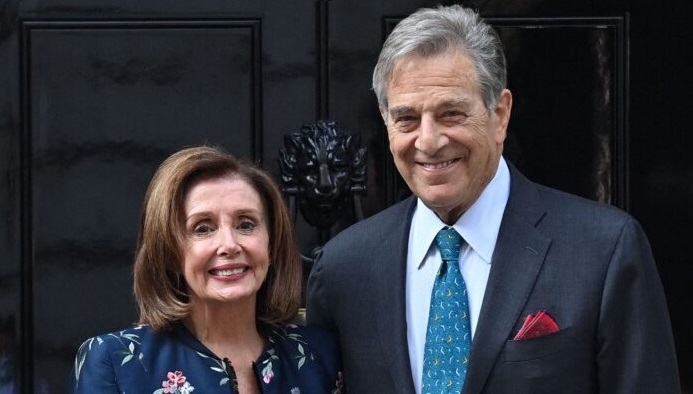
(192, 223), (214, 235)
(238, 220), (257, 233)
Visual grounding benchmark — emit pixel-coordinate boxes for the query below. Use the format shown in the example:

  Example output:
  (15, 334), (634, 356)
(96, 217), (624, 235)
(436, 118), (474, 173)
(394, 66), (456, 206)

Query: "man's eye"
(441, 111), (468, 120)
(393, 116), (418, 132)
(395, 115), (416, 123)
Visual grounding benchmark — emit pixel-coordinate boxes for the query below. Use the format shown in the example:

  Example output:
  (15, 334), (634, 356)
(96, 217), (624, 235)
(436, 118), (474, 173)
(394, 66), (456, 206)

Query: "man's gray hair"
(372, 4), (507, 111)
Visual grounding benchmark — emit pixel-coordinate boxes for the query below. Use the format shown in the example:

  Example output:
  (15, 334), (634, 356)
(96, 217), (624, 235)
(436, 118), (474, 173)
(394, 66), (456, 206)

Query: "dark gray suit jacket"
(306, 164), (680, 393)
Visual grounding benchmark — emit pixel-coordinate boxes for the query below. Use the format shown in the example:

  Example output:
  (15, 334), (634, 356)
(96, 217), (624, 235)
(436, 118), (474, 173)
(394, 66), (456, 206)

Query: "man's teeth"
(424, 159), (455, 169)
(212, 267), (246, 276)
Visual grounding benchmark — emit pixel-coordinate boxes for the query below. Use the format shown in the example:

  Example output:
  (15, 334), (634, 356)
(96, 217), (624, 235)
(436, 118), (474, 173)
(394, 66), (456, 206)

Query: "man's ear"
(494, 89), (512, 144)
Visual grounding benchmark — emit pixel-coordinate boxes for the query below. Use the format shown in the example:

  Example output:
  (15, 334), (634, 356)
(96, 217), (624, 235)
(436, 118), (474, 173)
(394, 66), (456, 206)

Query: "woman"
(71, 146), (343, 393)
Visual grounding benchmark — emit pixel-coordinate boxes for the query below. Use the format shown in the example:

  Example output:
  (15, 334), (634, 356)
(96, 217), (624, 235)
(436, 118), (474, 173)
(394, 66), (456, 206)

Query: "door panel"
(492, 18), (627, 206)
(24, 20), (262, 389)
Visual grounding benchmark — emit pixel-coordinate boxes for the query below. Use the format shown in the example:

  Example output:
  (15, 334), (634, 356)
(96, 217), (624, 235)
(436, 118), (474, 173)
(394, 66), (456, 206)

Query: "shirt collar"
(410, 156), (511, 267)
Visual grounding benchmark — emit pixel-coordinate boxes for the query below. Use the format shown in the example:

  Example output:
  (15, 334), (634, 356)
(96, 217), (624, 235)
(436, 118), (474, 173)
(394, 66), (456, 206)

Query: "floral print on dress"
(260, 326), (308, 385)
(259, 326), (343, 393)
(195, 351), (230, 386)
(74, 325), (146, 386)
(260, 348), (278, 383)
(153, 371), (195, 394)
(73, 324), (342, 394)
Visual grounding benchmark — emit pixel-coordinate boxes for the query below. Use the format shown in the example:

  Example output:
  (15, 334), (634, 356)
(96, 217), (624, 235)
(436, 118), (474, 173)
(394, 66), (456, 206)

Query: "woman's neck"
(183, 300), (265, 362)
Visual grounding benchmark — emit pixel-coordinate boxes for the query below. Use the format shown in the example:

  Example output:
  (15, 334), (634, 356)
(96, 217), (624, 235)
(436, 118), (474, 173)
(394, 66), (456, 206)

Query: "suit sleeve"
(597, 218), (681, 393)
(70, 336), (120, 394)
(306, 250), (337, 331)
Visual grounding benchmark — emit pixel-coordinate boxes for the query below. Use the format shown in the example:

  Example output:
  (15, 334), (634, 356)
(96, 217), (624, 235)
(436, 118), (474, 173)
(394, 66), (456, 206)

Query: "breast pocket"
(485, 328), (595, 393)
(501, 327), (574, 362)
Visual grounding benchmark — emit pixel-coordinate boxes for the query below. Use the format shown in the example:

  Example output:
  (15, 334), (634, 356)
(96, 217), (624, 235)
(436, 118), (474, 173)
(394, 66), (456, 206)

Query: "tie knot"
(435, 227), (463, 262)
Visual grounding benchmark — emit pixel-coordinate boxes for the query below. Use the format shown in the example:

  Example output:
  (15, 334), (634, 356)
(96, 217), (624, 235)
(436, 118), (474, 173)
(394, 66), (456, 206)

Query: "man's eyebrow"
(388, 105), (413, 118)
(388, 99), (472, 117)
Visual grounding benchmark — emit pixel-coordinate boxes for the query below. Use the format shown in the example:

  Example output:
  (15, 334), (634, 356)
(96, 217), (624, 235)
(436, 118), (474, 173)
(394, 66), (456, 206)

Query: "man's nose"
(414, 116), (446, 154)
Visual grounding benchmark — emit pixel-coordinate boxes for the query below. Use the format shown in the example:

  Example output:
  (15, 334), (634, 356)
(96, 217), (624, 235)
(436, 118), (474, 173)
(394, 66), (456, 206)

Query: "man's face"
(381, 51), (512, 224)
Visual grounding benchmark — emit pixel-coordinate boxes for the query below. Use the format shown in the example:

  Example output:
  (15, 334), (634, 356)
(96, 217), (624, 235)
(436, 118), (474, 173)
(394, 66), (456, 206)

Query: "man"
(306, 4), (680, 394)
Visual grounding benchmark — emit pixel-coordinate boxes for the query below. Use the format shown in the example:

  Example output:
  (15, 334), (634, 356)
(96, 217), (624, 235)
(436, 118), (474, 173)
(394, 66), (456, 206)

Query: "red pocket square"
(513, 310), (559, 340)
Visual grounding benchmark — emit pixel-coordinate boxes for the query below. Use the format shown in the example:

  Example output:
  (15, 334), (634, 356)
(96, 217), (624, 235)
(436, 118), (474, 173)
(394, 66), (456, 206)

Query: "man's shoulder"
(330, 196), (414, 241)
(508, 165), (631, 220)
(517, 180), (640, 241)
(506, 166), (638, 238)
(535, 182), (631, 220)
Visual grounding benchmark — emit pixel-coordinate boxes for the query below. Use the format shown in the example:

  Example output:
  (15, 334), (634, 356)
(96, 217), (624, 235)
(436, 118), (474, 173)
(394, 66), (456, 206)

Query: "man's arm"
(597, 218), (680, 393)
(306, 252), (336, 331)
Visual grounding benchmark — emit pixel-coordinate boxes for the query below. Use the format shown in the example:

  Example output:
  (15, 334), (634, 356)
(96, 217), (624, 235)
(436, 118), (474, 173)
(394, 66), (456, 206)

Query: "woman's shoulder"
(268, 324), (338, 349)
(74, 324), (176, 368)
(76, 325), (152, 361)
(72, 323), (229, 393)
(72, 325), (156, 392)
(265, 323), (341, 365)
(261, 324), (343, 393)
(78, 324), (156, 349)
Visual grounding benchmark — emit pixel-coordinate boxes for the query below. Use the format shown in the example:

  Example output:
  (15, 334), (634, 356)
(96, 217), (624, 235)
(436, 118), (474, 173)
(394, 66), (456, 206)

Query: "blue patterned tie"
(422, 227), (471, 394)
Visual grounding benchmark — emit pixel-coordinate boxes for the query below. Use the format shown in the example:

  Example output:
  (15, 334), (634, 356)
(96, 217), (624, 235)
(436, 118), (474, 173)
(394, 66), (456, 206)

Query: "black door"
(0, 0), (690, 391)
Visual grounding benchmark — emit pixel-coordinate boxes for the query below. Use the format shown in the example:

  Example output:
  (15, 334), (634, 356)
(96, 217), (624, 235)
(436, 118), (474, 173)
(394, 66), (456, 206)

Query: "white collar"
(410, 156), (511, 267)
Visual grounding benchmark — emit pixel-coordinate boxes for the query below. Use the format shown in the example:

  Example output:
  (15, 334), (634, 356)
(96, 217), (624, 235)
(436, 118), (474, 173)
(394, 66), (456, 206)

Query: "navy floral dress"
(71, 323), (343, 394)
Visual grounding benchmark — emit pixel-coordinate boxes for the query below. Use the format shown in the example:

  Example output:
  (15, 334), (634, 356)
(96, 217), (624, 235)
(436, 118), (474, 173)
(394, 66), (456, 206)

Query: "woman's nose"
(216, 227), (240, 256)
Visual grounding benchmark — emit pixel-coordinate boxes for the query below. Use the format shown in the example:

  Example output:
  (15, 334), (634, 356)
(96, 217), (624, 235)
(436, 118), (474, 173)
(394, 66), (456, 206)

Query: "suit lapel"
(370, 196), (418, 394)
(464, 167), (552, 394)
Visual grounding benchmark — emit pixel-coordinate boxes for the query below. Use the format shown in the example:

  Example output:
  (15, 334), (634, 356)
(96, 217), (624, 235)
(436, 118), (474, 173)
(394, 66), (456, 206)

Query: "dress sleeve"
(70, 336), (121, 394)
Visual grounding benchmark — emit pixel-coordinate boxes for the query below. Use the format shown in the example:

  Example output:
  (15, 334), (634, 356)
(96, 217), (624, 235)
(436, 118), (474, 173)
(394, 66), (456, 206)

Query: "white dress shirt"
(406, 157), (511, 393)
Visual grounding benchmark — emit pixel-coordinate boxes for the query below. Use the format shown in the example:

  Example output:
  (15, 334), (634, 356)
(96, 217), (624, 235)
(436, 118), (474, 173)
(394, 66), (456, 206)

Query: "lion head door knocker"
(279, 120), (367, 265)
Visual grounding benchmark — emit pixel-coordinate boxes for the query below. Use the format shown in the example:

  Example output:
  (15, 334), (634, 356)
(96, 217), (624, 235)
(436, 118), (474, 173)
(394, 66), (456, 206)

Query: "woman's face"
(180, 175), (270, 308)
